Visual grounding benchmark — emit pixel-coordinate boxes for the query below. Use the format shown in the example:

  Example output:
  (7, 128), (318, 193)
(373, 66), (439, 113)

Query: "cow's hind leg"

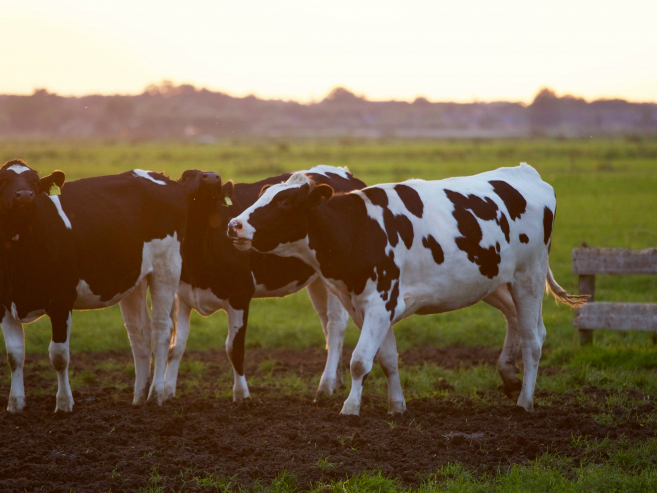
(146, 242), (183, 406)
(510, 270), (546, 412)
(225, 303), (250, 401)
(49, 311), (74, 412)
(119, 280), (152, 405)
(341, 308), (391, 416)
(163, 296), (192, 400)
(376, 326), (406, 414)
(483, 284), (522, 399)
(2, 311), (26, 413)
(307, 278), (349, 398)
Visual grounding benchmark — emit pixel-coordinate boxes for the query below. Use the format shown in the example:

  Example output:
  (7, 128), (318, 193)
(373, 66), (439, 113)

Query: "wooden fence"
(571, 245), (657, 345)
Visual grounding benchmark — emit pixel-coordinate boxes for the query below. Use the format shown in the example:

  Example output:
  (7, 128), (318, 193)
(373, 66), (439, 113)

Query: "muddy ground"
(0, 347), (655, 492)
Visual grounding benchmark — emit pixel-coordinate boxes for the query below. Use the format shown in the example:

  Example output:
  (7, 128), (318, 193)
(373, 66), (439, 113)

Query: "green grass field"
(1, 138), (657, 492)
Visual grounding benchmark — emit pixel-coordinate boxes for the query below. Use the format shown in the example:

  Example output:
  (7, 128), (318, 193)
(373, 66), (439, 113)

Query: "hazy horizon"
(3, 0), (657, 104)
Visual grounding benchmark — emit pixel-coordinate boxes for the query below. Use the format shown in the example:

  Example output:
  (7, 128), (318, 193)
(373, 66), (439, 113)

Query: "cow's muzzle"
(13, 190), (35, 205)
(227, 219), (252, 250)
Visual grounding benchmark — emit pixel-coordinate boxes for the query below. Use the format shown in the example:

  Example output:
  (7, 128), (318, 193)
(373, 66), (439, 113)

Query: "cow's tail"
(169, 294), (179, 350)
(545, 266), (589, 307)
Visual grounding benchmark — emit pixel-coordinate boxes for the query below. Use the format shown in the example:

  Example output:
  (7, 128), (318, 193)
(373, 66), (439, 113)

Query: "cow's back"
(356, 164), (555, 318)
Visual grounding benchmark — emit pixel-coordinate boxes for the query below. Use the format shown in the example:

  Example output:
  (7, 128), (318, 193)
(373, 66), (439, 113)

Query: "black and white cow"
(0, 159), (185, 412)
(228, 163), (587, 415)
(163, 165), (366, 401)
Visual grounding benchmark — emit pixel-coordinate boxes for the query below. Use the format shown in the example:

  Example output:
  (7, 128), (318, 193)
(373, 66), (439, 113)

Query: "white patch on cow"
(133, 169), (166, 185)
(48, 195), (72, 229)
(7, 164), (30, 174)
(74, 279), (127, 310)
(286, 172), (313, 186)
(298, 165), (351, 180)
(253, 275), (314, 298)
(177, 282), (227, 316)
(10, 303), (46, 324)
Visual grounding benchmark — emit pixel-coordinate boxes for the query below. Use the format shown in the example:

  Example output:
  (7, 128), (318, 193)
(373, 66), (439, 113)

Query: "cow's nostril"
(234, 222), (242, 230)
(14, 190), (34, 202)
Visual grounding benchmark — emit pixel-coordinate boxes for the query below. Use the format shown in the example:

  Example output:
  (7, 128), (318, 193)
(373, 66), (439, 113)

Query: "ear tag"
(49, 184), (61, 196)
(223, 197), (232, 207)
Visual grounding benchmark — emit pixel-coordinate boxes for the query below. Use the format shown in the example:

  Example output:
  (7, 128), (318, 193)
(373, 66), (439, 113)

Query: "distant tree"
(529, 88), (562, 133)
(324, 87), (364, 103)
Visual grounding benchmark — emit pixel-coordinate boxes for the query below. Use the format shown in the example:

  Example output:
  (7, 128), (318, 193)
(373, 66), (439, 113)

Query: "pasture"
(1, 138), (656, 492)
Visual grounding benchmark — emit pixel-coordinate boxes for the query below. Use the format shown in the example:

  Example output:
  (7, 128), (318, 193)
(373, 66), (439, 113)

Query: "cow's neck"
(181, 200), (222, 284)
(306, 194), (361, 284)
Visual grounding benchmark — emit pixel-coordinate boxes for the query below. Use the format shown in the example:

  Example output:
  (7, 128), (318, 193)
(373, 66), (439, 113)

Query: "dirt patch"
(0, 347), (655, 492)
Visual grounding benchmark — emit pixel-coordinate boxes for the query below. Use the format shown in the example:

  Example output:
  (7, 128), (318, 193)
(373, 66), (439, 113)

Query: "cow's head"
(0, 159), (65, 233)
(178, 169), (234, 208)
(227, 172), (333, 253)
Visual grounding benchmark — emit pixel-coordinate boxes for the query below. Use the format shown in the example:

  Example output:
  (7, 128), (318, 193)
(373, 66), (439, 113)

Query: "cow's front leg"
(225, 304), (250, 401)
(2, 310), (26, 413)
(49, 311), (74, 413)
(163, 297), (192, 400)
(341, 308), (391, 416)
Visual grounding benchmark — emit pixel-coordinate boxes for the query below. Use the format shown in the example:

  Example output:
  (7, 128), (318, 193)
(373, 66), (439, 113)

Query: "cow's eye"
(279, 198), (291, 208)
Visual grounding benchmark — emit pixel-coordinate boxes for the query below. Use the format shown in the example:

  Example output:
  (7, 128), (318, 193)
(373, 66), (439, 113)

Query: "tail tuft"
(545, 266), (589, 307)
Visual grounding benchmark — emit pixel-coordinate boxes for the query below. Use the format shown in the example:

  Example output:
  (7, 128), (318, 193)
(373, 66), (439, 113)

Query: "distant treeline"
(1, 84), (656, 140)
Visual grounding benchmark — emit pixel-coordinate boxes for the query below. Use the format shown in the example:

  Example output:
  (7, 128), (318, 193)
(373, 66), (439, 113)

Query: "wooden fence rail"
(571, 246), (657, 345)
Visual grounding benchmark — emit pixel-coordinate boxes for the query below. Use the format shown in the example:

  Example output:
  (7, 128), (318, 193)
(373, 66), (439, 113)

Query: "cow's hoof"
(7, 396), (25, 413)
(315, 381), (336, 400)
(147, 387), (165, 406)
(501, 379), (523, 400)
(132, 386), (149, 405)
(132, 396), (146, 406)
(516, 400), (534, 413)
(162, 385), (176, 401)
(387, 400), (406, 415)
(232, 388), (251, 402)
(55, 399), (74, 413)
(340, 400), (360, 416)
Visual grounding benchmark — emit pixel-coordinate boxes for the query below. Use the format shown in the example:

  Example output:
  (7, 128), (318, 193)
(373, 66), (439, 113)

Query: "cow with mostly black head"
(228, 163), (587, 415)
(0, 159), (185, 413)
(162, 165), (366, 402)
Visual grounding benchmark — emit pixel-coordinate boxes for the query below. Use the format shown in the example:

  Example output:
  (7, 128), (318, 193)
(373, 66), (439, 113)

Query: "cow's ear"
(220, 180), (234, 206)
(307, 184), (333, 208)
(258, 183), (272, 198)
(40, 170), (66, 194)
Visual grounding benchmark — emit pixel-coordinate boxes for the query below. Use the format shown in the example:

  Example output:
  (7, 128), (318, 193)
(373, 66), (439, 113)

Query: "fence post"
(578, 274), (595, 345)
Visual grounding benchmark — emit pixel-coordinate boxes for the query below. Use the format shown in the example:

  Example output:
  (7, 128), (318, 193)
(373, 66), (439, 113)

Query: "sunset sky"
(3, 0), (657, 103)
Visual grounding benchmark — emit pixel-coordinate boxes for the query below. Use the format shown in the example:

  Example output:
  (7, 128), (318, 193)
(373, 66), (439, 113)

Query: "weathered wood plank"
(572, 248), (657, 275)
(578, 275), (596, 345)
(574, 302), (657, 332)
